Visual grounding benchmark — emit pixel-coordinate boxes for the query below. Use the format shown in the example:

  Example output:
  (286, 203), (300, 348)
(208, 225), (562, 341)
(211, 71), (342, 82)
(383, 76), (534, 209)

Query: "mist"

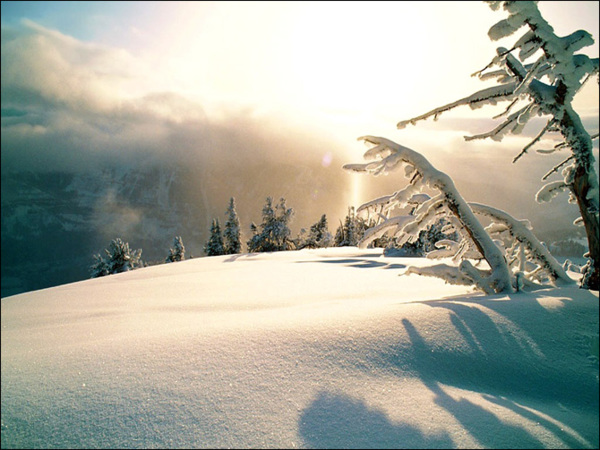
(1, 17), (597, 296)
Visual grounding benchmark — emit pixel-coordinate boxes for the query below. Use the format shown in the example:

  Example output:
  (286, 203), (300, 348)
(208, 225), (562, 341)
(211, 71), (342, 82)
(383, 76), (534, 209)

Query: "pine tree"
(247, 197), (295, 252)
(247, 222), (260, 253)
(90, 253), (110, 278)
(272, 197), (294, 251)
(165, 236), (185, 263)
(335, 207), (362, 247)
(300, 214), (332, 249)
(204, 219), (225, 256)
(223, 197), (242, 255)
(90, 238), (142, 278)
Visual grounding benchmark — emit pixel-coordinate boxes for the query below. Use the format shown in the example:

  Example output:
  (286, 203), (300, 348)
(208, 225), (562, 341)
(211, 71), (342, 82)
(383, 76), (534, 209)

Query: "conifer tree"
(247, 197), (295, 252)
(247, 222), (260, 253)
(165, 236), (185, 263)
(300, 214), (333, 249)
(223, 197), (242, 255)
(335, 207), (362, 247)
(90, 238), (142, 278)
(204, 219), (225, 256)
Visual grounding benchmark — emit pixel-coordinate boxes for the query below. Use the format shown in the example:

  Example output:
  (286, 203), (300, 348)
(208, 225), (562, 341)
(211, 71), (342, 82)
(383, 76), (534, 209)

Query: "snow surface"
(1, 247), (598, 449)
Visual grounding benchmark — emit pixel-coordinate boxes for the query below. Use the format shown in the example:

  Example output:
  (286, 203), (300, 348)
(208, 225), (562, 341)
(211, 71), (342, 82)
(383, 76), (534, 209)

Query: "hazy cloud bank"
(2, 19), (597, 244)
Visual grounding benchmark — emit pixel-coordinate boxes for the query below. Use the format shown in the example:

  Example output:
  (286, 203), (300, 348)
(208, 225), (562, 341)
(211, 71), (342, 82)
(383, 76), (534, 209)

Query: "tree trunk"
(571, 164), (600, 289)
(560, 107), (600, 290)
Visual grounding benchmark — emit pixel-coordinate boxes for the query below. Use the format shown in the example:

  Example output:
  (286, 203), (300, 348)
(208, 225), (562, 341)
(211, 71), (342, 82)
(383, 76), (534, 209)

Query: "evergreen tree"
(204, 219), (225, 256)
(247, 197), (295, 252)
(90, 253), (109, 278)
(223, 197), (242, 255)
(90, 238), (142, 278)
(247, 222), (260, 253)
(299, 214), (332, 249)
(389, 218), (460, 257)
(165, 236), (185, 263)
(335, 207), (363, 247)
(271, 197), (294, 250)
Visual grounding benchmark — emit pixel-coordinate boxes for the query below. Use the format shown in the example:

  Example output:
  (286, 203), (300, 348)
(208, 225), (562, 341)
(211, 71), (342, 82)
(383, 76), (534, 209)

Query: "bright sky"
(2, 1), (598, 127)
(1, 1), (599, 227)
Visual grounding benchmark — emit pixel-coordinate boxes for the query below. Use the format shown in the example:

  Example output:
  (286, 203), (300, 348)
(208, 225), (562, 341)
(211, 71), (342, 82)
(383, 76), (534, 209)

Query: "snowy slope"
(1, 247), (598, 449)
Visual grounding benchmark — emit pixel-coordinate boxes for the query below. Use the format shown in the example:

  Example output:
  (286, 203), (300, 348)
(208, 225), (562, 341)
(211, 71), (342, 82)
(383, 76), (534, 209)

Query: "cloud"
(1, 18), (597, 244)
(0, 20), (345, 173)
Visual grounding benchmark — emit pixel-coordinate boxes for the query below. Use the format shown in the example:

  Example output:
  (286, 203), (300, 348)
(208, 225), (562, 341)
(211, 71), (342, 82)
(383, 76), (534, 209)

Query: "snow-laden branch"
(359, 215), (414, 249)
(535, 180), (570, 203)
(426, 240), (461, 259)
(512, 117), (556, 163)
(344, 136), (514, 294)
(394, 0), (599, 288)
(396, 83), (518, 130)
(464, 103), (534, 142)
(405, 264), (476, 288)
(469, 202), (574, 286)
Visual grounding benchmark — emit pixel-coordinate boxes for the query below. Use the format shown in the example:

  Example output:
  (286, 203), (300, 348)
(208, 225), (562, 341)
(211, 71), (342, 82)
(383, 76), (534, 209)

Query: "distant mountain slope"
(1, 153), (344, 297)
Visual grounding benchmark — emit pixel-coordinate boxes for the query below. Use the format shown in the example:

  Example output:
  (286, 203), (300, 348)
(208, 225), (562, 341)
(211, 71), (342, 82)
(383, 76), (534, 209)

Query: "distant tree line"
(90, 195), (453, 278)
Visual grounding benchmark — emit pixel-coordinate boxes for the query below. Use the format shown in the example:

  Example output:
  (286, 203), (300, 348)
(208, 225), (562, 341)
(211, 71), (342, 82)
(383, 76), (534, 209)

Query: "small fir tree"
(299, 214), (332, 249)
(335, 207), (367, 247)
(223, 197), (242, 255)
(247, 222), (260, 253)
(204, 219), (225, 256)
(247, 197), (295, 252)
(90, 238), (142, 278)
(165, 236), (185, 263)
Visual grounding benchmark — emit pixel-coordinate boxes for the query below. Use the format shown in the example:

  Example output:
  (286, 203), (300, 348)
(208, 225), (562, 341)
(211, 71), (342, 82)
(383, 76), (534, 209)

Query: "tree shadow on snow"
(399, 319), (546, 449)
(414, 293), (599, 411)
(298, 390), (453, 449)
(481, 394), (591, 449)
(372, 313), (599, 448)
(298, 258), (406, 270)
(223, 252), (262, 262)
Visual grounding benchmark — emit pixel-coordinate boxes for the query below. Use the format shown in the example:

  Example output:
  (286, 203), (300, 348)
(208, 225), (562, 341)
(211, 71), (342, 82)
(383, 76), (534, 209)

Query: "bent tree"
(345, 136), (515, 295)
(396, 1), (599, 289)
(345, 136), (574, 294)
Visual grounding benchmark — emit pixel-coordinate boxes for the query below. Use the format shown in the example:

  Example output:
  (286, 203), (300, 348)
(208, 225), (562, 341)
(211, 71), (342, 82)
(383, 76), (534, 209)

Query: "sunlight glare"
(350, 173), (363, 210)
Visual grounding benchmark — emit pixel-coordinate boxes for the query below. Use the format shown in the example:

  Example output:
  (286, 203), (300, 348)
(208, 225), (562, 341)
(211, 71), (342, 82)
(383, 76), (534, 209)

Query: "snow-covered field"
(1, 247), (598, 449)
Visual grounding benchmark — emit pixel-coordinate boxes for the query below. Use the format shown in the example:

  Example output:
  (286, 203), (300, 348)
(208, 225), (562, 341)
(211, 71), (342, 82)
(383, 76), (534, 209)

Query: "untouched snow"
(1, 247), (598, 449)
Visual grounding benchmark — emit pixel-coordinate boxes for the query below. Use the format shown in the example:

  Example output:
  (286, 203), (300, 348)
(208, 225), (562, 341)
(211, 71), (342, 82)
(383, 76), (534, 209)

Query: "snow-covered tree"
(345, 136), (574, 293)
(90, 238), (143, 278)
(345, 136), (515, 295)
(246, 197), (295, 252)
(386, 217), (460, 257)
(298, 214), (333, 249)
(470, 202), (573, 288)
(396, 1), (599, 289)
(335, 207), (357, 247)
(204, 219), (225, 256)
(272, 197), (295, 251)
(247, 222), (261, 253)
(165, 236), (185, 263)
(223, 197), (242, 255)
(90, 253), (109, 278)
(334, 207), (370, 247)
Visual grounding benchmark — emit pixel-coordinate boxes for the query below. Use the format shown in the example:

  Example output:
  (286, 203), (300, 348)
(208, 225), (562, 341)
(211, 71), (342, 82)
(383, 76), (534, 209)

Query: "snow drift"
(1, 247), (598, 449)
